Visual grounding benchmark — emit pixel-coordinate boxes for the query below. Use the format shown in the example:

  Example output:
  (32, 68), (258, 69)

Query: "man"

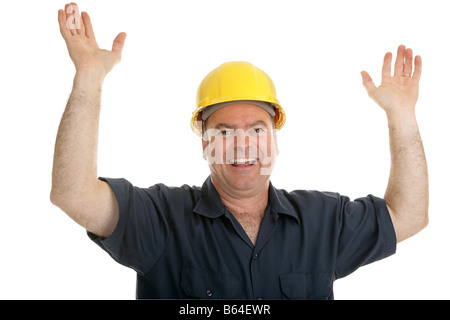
(51, 3), (428, 299)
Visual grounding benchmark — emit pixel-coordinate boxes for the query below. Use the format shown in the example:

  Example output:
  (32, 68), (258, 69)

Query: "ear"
(202, 137), (207, 160)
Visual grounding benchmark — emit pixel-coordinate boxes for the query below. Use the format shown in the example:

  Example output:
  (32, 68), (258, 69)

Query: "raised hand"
(58, 3), (127, 78)
(361, 45), (422, 116)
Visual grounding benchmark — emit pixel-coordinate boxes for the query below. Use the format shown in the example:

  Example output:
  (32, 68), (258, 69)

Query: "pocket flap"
(181, 267), (240, 299)
(280, 272), (332, 300)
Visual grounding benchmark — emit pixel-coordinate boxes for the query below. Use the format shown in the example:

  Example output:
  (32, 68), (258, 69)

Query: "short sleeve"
(334, 194), (397, 279)
(87, 177), (172, 275)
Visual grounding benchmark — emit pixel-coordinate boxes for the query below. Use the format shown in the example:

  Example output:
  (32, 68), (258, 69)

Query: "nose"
(234, 129), (249, 150)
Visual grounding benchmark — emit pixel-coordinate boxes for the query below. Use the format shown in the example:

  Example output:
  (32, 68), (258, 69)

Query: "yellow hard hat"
(191, 61), (286, 136)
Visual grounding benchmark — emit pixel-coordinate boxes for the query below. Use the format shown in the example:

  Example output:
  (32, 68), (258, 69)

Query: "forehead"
(207, 104), (273, 126)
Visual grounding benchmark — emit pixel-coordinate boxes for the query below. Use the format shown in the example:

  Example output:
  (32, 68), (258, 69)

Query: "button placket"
(250, 249), (260, 299)
(249, 207), (277, 300)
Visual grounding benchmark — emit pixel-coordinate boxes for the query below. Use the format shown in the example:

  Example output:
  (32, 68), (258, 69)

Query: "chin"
(210, 163), (271, 193)
(229, 178), (258, 191)
(228, 171), (270, 192)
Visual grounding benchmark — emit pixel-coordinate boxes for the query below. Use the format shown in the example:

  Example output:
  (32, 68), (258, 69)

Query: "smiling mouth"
(228, 158), (258, 167)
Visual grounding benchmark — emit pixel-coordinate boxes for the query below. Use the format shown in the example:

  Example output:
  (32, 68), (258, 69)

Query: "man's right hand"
(58, 2), (127, 78)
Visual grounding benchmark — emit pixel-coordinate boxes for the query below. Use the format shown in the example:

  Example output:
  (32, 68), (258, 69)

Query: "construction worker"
(51, 3), (428, 299)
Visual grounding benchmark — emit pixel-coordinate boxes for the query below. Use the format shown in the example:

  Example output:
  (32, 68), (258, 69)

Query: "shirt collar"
(268, 183), (300, 223)
(193, 176), (227, 218)
(193, 176), (300, 223)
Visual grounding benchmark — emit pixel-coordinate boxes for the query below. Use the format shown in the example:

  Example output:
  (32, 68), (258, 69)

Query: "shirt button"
(253, 254), (259, 260)
(206, 290), (213, 297)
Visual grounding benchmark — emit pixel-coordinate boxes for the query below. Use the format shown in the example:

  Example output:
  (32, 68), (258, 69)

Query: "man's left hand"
(361, 45), (422, 116)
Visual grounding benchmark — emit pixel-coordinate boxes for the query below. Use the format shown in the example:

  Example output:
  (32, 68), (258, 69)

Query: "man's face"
(202, 104), (279, 196)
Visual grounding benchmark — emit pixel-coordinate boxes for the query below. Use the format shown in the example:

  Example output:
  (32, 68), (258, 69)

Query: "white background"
(1, 0), (449, 299)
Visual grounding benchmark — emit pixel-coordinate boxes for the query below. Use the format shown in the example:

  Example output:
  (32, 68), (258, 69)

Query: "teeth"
(231, 158), (258, 164)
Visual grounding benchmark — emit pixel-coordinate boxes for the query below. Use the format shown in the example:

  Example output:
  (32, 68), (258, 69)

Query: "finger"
(403, 48), (413, 76)
(361, 71), (377, 97)
(394, 45), (406, 76)
(382, 52), (392, 79)
(66, 3), (83, 35)
(412, 55), (422, 82)
(112, 32), (127, 56)
(73, 3), (85, 35)
(64, 3), (75, 35)
(81, 11), (96, 40)
(58, 9), (71, 39)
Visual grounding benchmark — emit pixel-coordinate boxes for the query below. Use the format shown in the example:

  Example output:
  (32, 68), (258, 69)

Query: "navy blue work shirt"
(88, 176), (396, 299)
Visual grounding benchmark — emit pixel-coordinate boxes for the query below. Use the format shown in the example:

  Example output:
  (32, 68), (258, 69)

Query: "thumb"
(112, 32), (127, 56)
(360, 71), (376, 97)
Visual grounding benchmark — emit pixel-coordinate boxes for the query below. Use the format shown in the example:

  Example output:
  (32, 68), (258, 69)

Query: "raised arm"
(50, 3), (127, 237)
(361, 45), (429, 242)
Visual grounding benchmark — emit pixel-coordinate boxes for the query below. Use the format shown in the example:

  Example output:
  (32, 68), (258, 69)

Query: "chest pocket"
(280, 272), (332, 300)
(181, 267), (240, 299)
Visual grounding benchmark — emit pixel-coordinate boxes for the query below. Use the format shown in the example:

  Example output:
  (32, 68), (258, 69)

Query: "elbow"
(50, 180), (74, 208)
(408, 209), (429, 240)
(416, 197), (429, 232)
(50, 188), (87, 230)
(50, 188), (59, 206)
(418, 209), (429, 232)
(50, 187), (67, 209)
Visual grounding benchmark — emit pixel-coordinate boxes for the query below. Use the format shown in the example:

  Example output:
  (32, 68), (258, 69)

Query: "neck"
(211, 177), (270, 216)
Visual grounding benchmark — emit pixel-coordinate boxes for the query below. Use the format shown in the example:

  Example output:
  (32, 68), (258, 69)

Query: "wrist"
(73, 69), (105, 90)
(385, 107), (416, 123)
(386, 109), (419, 136)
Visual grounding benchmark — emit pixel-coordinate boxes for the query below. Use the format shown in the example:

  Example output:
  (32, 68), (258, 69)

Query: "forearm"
(384, 110), (429, 241)
(51, 71), (105, 203)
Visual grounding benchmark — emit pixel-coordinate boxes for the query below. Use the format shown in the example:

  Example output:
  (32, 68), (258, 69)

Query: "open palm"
(58, 3), (127, 77)
(361, 45), (422, 116)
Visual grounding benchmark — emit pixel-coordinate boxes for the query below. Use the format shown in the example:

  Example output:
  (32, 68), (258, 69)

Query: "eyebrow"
(214, 120), (269, 130)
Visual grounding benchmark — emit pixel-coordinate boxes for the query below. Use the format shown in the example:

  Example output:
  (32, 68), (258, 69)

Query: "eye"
(220, 130), (232, 136)
(251, 128), (266, 134)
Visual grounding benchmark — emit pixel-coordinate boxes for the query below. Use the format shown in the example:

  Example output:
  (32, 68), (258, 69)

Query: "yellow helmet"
(191, 61), (286, 136)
